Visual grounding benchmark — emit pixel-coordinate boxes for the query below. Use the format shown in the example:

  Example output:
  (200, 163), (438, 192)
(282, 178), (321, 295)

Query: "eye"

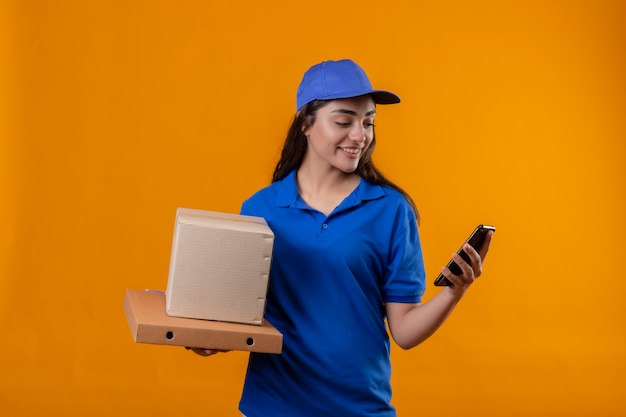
(364, 122), (375, 128)
(335, 121), (351, 127)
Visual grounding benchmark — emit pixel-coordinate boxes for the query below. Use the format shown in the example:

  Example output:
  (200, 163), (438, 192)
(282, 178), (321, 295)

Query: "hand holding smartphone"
(434, 224), (496, 286)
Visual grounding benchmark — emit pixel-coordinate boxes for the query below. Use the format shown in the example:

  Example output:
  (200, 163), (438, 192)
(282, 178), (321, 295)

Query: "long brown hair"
(272, 99), (419, 222)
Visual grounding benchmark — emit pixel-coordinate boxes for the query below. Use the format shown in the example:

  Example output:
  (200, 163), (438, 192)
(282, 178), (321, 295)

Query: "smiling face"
(301, 95), (376, 175)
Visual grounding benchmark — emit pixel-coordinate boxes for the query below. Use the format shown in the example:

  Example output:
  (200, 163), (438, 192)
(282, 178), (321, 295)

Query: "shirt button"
(322, 223), (328, 229)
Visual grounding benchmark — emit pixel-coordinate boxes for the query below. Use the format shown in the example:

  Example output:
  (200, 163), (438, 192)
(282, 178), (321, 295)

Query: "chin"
(338, 166), (358, 174)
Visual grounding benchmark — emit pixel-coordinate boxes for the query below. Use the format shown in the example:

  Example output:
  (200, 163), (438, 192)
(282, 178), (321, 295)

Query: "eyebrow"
(330, 109), (377, 117)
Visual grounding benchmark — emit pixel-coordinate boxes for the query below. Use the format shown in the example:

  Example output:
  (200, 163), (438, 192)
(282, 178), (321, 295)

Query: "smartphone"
(434, 224), (496, 286)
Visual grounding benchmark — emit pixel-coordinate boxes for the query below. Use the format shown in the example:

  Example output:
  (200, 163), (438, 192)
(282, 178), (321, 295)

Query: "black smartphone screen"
(434, 225), (496, 286)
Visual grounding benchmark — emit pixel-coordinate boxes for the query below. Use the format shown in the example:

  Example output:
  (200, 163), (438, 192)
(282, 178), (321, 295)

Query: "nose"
(348, 124), (366, 143)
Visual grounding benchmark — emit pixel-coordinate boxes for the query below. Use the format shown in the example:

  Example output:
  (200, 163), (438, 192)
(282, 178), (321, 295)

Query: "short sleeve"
(381, 200), (426, 303)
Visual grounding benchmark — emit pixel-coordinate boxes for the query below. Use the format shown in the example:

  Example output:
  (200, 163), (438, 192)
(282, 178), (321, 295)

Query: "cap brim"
(370, 90), (401, 105)
(297, 89), (401, 111)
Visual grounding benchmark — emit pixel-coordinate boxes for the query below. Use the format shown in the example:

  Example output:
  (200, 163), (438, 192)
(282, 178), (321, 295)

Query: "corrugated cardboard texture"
(166, 208), (274, 325)
(124, 289), (282, 353)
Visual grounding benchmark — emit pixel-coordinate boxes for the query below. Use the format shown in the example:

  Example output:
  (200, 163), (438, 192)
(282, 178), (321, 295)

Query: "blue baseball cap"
(296, 59), (401, 111)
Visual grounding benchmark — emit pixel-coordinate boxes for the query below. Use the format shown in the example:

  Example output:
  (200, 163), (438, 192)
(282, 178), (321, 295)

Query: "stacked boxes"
(124, 208), (282, 353)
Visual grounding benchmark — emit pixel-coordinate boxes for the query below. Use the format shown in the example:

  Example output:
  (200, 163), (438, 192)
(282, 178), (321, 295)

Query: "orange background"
(1, 1), (625, 416)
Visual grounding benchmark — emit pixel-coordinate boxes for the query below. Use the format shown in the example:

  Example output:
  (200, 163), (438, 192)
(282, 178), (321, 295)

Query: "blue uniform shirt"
(239, 170), (426, 417)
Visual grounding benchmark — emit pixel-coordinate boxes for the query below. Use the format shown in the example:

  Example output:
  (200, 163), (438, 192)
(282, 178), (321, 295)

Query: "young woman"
(193, 59), (493, 417)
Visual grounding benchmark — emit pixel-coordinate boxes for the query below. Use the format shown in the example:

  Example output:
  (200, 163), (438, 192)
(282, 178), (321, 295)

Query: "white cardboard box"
(165, 208), (274, 325)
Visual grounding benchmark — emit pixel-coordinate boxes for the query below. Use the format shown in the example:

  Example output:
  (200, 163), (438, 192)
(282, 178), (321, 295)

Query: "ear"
(301, 116), (312, 136)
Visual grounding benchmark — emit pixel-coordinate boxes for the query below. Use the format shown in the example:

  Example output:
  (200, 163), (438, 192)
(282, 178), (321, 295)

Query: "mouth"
(339, 147), (361, 156)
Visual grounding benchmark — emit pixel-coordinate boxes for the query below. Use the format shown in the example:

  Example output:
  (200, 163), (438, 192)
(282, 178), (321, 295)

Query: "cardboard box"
(165, 208), (274, 325)
(124, 289), (282, 353)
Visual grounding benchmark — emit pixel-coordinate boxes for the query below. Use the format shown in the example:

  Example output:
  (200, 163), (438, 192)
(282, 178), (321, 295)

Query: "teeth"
(341, 148), (359, 154)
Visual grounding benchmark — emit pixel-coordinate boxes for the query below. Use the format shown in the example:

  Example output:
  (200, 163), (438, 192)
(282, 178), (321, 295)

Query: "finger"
(440, 265), (463, 287)
(452, 251), (475, 282)
(464, 243), (482, 267)
(478, 231), (494, 261)
(462, 244), (484, 278)
(185, 347), (218, 357)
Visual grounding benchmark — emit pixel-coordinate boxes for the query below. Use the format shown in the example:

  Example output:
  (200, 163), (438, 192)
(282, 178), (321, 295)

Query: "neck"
(296, 162), (358, 193)
(295, 164), (361, 216)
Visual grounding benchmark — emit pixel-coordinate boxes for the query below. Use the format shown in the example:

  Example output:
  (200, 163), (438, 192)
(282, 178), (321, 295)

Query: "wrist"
(443, 284), (466, 302)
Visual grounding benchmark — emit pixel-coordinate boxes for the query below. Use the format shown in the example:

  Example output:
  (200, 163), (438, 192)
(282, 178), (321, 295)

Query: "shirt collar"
(275, 169), (386, 209)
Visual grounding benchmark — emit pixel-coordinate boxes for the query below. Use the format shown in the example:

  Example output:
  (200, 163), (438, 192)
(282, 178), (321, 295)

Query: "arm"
(386, 231), (493, 350)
